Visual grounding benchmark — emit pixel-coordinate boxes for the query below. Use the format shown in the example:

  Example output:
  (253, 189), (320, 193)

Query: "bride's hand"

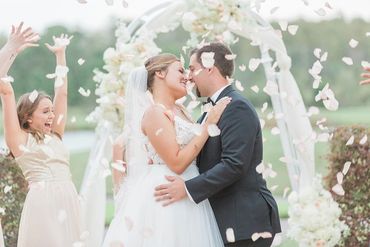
(205, 96), (232, 125)
(5, 22), (39, 54)
(45, 34), (73, 55)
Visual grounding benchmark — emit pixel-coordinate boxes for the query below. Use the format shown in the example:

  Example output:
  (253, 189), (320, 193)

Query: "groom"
(155, 42), (281, 246)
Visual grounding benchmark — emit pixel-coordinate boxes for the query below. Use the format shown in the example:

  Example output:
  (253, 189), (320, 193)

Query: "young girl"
(0, 23), (84, 247)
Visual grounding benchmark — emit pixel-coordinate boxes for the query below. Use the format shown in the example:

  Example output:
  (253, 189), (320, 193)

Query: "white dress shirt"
(185, 84), (230, 202)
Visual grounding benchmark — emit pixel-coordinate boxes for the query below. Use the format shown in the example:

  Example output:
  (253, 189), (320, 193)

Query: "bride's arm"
(142, 98), (230, 175)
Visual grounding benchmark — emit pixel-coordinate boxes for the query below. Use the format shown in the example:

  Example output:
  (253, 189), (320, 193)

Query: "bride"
(102, 53), (231, 247)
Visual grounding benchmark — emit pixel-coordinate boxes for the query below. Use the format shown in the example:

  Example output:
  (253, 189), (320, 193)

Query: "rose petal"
(278, 21), (288, 31)
(238, 64), (246, 71)
(271, 127), (280, 135)
(225, 54), (237, 60)
(359, 134), (367, 145)
(332, 183), (345, 196)
(342, 57), (353, 65)
(287, 25), (299, 35)
(226, 228), (235, 243)
(345, 135), (354, 145)
(349, 39), (359, 48)
(342, 161), (351, 175)
(155, 128), (163, 136)
(250, 85), (259, 93)
(1, 75), (14, 83)
(249, 58), (261, 71)
(77, 58), (85, 65)
(261, 102), (268, 113)
(336, 172), (344, 185)
(201, 52), (215, 68)
(314, 48), (321, 59)
(28, 90), (39, 103)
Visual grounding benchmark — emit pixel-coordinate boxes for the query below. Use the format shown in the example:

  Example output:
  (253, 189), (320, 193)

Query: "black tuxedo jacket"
(185, 85), (282, 243)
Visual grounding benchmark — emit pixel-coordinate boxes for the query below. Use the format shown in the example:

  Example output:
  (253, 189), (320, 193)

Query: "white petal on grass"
(225, 54), (237, 60)
(332, 183), (345, 196)
(238, 64), (246, 71)
(336, 172), (344, 185)
(261, 102), (268, 113)
(155, 128), (163, 136)
(4, 185), (12, 194)
(314, 48), (321, 59)
(207, 124), (221, 137)
(342, 57), (353, 65)
(78, 87), (91, 97)
(251, 85), (259, 93)
(249, 58), (261, 71)
(28, 90), (39, 103)
(342, 161), (351, 175)
(201, 52), (215, 68)
(287, 25), (299, 35)
(345, 135), (354, 146)
(359, 134), (368, 145)
(349, 39), (359, 48)
(278, 21), (288, 31)
(1, 76), (14, 83)
(226, 228), (235, 243)
(271, 127), (280, 135)
(77, 58), (85, 65)
(235, 80), (244, 91)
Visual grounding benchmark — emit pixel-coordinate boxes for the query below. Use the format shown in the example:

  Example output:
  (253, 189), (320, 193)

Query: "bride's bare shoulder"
(142, 104), (174, 124)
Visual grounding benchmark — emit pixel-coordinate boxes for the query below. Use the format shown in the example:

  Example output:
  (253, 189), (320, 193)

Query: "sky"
(0, 0), (370, 34)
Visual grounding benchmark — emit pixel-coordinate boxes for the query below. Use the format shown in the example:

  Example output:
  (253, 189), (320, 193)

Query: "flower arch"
(81, 0), (317, 245)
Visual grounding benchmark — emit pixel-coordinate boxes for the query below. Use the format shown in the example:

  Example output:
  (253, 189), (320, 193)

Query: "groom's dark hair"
(190, 42), (234, 79)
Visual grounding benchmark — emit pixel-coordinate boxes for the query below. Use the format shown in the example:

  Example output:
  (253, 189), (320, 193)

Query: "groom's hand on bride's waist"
(154, 175), (187, 206)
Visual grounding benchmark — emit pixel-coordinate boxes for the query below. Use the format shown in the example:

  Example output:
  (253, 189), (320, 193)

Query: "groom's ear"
(155, 70), (165, 79)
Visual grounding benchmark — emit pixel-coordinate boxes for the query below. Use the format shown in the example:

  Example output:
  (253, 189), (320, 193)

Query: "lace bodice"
(146, 115), (199, 165)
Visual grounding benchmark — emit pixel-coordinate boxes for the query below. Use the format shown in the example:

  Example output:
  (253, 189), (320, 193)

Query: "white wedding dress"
(102, 115), (223, 247)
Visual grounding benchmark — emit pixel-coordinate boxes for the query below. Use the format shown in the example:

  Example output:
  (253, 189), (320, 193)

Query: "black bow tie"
(205, 97), (215, 106)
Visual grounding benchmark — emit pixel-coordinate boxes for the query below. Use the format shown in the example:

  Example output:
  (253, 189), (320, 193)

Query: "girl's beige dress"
(15, 133), (85, 247)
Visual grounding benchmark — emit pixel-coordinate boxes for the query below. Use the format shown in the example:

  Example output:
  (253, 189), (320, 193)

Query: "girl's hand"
(45, 34), (73, 54)
(6, 22), (39, 54)
(205, 96), (232, 125)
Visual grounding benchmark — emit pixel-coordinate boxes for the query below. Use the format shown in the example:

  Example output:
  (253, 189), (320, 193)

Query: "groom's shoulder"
(229, 91), (256, 111)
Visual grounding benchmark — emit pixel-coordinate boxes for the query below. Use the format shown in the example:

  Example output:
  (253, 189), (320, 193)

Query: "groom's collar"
(210, 84), (231, 103)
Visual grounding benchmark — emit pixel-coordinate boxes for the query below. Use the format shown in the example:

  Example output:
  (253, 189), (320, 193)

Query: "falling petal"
(28, 90), (39, 103)
(71, 116), (77, 123)
(342, 57), (353, 65)
(77, 58), (85, 65)
(201, 52), (215, 68)
(1, 75), (14, 83)
(261, 102), (268, 113)
(317, 133), (330, 142)
(270, 185), (278, 191)
(313, 79), (320, 89)
(263, 81), (279, 96)
(256, 162), (264, 174)
(361, 61), (370, 68)
(249, 58), (261, 71)
(283, 187), (290, 198)
(77, 0), (88, 3)
(315, 8), (326, 16)
(239, 64), (246, 71)
(235, 80), (244, 91)
(349, 39), (359, 48)
(105, 0), (113, 5)
(122, 0), (128, 7)
(194, 68), (203, 76)
(278, 21), (288, 31)
(46, 73), (56, 79)
(251, 233), (260, 242)
(287, 25), (299, 35)
(225, 54), (237, 60)
(260, 232), (273, 238)
(308, 106), (320, 116)
(155, 128), (163, 136)
(270, 6), (279, 14)
(57, 114), (64, 125)
(345, 135), (354, 145)
(325, 1), (333, 9)
(226, 228), (235, 243)
(250, 85), (259, 93)
(111, 161), (126, 173)
(342, 161), (351, 175)
(259, 119), (265, 129)
(314, 48), (321, 59)
(271, 127), (280, 135)
(332, 183), (345, 196)
(320, 52), (328, 62)
(359, 134), (367, 145)
(207, 124), (221, 137)
(78, 87), (91, 97)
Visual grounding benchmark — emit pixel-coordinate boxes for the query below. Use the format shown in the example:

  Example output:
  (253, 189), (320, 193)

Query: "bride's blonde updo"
(144, 53), (179, 92)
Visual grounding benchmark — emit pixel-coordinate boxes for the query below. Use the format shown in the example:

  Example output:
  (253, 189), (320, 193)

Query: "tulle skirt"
(103, 164), (223, 247)
(17, 180), (85, 247)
